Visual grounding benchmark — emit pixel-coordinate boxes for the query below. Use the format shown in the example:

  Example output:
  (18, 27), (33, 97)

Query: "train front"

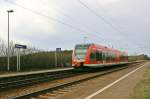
(72, 44), (90, 68)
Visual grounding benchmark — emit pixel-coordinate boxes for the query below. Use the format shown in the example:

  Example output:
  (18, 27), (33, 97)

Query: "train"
(72, 43), (128, 68)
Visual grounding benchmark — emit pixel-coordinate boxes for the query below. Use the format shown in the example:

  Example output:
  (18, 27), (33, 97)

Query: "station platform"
(0, 67), (73, 78)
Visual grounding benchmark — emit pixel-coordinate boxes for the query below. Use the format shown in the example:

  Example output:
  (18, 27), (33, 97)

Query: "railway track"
(11, 62), (144, 99)
(0, 64), (127, 91)
(0, 66), (121, 91)
(0, 68), (83, 91)
(0, 62), (137, 91)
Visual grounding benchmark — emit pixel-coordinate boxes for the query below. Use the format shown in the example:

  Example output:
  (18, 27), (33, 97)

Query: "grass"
(130, 66), (150, 99)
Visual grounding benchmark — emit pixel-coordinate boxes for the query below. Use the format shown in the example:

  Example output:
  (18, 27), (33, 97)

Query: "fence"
(0, 50), (72, 71)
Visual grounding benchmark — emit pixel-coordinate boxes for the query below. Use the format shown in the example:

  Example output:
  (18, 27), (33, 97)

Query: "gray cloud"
(0, 0), (150, 55)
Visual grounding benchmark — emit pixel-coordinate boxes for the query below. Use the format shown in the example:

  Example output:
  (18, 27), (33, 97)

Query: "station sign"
(15, 44), (27, 49)
(56, 48), (61, 52)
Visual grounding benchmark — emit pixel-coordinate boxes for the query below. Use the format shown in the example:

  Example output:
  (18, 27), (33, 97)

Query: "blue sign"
(56, 48), (61, 52)
(15, 44), (27, 49)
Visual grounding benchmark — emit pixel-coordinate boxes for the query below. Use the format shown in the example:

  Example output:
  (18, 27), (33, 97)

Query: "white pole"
(55, 51), (57, 68)
(7, 10), (14, 71)
(7, 11), (10, 71)
(17, 49), (19, 72)
(19, 49), (20, 71)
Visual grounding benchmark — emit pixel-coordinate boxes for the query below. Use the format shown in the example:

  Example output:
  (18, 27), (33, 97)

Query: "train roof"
(75, 43), (127, 54)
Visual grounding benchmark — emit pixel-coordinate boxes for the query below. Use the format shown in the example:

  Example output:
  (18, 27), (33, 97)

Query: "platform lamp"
(7, 9), (14, 71)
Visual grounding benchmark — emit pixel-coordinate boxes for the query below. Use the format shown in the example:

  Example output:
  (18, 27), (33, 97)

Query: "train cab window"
(75, 44), (90, 60)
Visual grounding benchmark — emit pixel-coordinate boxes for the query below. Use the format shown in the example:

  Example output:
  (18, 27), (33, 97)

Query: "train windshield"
(74, 44), (90, 60)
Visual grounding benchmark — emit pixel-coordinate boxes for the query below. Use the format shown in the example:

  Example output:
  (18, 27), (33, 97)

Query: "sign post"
(15, 44), (27, 71)
(55, 52), (57, 68)
(17, 48), (19, 71)
(55, 48), (61, 67)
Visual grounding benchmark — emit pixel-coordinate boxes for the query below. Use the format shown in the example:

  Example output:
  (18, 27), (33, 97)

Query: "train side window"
(90, 51), (96, 60)
(102, 52), (105, 60)
(110, 52), (113, 60)
(99, 52), (102, 60)
(105, 52), (109, 60)
(110, 53), (112, 60)
(96, 51), (99, 60)
(112, 53), (115, 60)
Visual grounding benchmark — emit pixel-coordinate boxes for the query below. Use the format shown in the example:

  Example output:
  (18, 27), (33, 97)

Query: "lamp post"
(7, 10), (14, 71)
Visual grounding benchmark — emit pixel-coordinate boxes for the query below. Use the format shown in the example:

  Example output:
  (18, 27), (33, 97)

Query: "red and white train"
(72, 43), (128, 68)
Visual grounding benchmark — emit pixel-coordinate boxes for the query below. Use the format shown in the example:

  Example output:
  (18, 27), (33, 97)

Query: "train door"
(102, 51), (106, 64)
(96, 50), (103, 64)
(90, 49), (96, 64)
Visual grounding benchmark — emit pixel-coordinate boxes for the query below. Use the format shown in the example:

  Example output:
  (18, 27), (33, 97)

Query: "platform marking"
(85, 62), (149, 99)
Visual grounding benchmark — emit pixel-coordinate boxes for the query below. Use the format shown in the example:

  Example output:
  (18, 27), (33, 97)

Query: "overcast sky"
(0, 0), (150, 55)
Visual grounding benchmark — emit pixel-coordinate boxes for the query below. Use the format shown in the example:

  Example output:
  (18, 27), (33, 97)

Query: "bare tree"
(0, 38), (7, 57)
(0, 38), (40, 57)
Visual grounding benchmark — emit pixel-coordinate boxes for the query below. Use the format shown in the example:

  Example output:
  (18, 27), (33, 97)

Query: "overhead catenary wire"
(77, 0), (123, 34)
(77, 0), (133, 49)
(77, 0), (128, 41)
(4, 0), (98, 42)
(95, 1), (143, 50)
(95, 1), (124, 31)
(39, 0), (124, 47)
(5, 0), (86, 34)
(77, 0), (144, 52)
